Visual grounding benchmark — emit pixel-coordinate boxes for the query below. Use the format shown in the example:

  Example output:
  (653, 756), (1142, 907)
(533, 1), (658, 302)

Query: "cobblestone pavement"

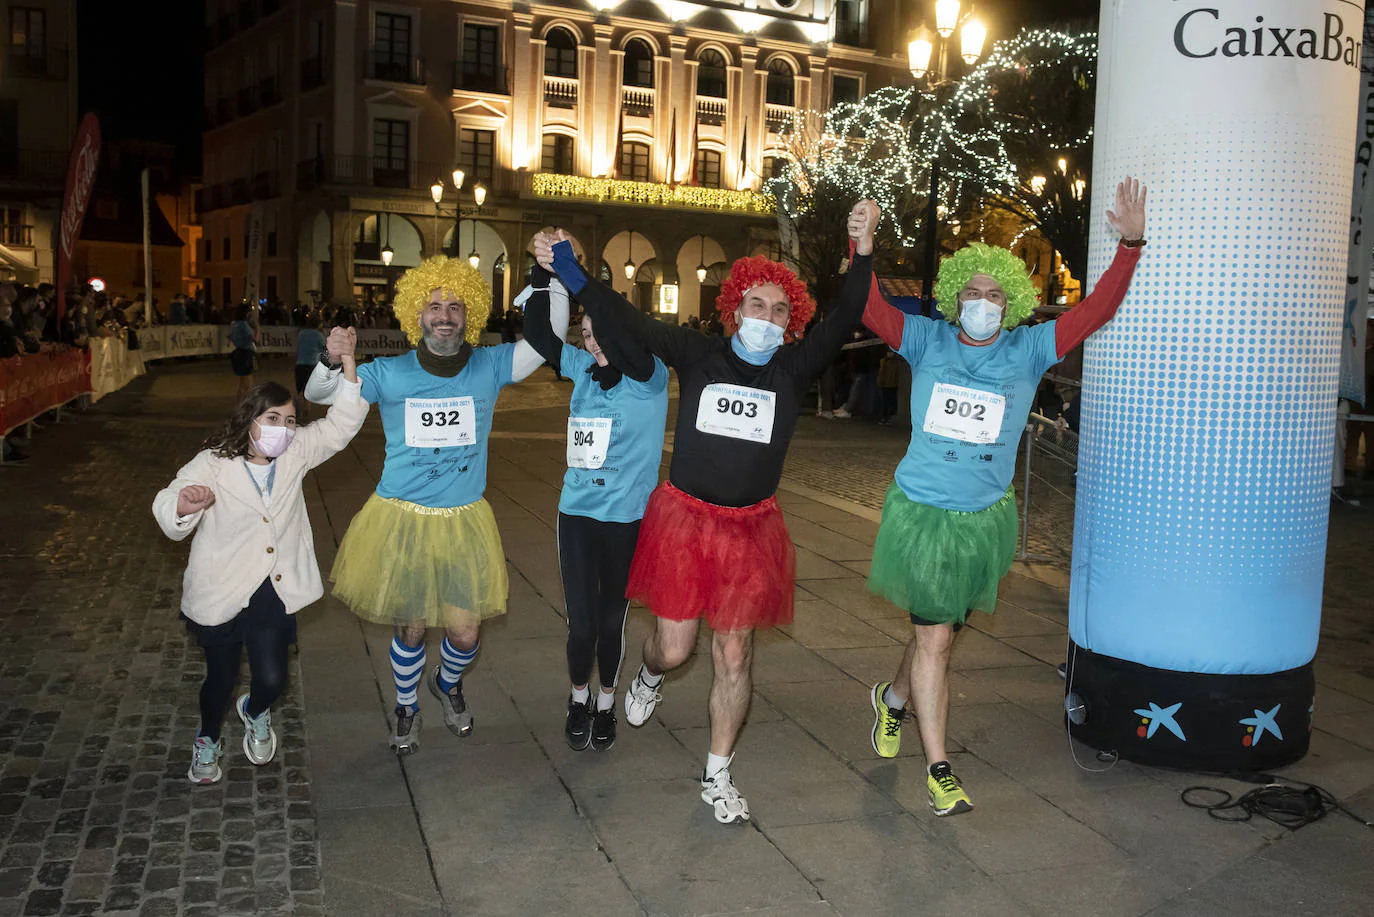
(0, 364), (323, 917)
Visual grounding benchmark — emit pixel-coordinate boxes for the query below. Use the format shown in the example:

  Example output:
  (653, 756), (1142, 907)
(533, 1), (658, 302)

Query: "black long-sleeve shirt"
(566, 253), (873, 507)
(522, 269), (655, 384)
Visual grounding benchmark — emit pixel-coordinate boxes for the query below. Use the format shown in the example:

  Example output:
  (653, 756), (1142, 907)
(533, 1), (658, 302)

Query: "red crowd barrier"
(0, 350), (92, 436)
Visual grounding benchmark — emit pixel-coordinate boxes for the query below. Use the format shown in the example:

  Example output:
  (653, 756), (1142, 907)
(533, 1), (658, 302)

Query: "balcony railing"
(7, 44), (69, 80)
(0, 149), (68, 185)
(259, 75), (281, 107)
(296, 156), (524, 198)
(237, 86), (259, 116)
(696, 97), (726, 126)
(622, 86), (654, 117)
(365, 50), (425, 85)
(300, 56), (325, 91)
(251, 171), (280, 200)
(230, 178), (250, 205)
(452, 63), (509, 95)
(765, 103), (795, 133)
(527, 172), (773, 215)
(0, 224), (34, 247)
(544, 75), (577, 108)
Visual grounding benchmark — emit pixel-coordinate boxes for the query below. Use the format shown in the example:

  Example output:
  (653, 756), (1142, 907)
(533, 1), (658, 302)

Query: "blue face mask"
(958, 299), (1004, 341)
(735, 316), (785, 353)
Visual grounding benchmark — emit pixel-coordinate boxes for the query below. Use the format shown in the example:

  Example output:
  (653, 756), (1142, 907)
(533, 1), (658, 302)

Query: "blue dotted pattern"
(1069, 122), (1347, 674)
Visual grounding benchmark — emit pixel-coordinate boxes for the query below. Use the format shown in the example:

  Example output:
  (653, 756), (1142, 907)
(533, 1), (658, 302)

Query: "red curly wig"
(714, 256), (816, 341)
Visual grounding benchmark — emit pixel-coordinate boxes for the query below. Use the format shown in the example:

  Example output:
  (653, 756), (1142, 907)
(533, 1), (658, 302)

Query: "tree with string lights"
(770, 27), (1098, 300)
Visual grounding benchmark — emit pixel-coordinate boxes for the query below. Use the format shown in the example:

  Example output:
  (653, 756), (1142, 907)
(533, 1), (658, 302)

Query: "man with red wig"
(534, 201), (878, 823)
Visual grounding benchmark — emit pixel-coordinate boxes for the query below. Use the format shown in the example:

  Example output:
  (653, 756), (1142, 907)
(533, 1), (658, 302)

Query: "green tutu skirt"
(866, 483), (1018, 625)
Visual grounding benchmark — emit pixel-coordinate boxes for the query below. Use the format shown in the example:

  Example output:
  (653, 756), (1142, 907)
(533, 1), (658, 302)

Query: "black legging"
(558, 512), (640, 690)
(199, 621), (292, 741)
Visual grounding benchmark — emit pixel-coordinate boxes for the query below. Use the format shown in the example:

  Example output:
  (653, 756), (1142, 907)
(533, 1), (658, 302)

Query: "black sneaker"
(590, 704), (617, 751)
(389, 705), (421, 755)
(565, 695), (593, 750)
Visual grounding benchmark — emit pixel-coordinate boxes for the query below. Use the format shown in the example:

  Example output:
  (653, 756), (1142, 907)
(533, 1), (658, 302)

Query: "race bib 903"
(695, 383), (776, 444)
(405, 396), (476, 448)
(567, 416), (612, 469)
(922, 382), (1005, 444)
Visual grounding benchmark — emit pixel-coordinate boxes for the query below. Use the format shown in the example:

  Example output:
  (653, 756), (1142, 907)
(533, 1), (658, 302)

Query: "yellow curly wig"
(933, 243), (1039, 329)
(393, 256), (491, 346)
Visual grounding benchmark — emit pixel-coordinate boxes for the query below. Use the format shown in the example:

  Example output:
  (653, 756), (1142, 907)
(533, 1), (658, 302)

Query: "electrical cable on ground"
(1181, 775), (1374, 831)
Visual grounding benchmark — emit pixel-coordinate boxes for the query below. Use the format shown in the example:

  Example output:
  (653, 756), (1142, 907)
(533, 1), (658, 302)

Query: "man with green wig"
(862, 178), (1148, 815)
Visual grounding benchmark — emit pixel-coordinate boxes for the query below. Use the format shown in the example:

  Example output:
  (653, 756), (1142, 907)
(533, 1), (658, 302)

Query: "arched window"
(544, 27), (577, 78)
(623, 39), (654, 88)
(619, 141), (650, 182)
(694, 148), (721, 188)
(696, 49), (726, 99)
(765, 58), (794, 106)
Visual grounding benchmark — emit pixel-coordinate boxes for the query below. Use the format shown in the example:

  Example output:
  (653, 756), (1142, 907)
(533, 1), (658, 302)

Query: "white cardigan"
(152, 380), (369, 626)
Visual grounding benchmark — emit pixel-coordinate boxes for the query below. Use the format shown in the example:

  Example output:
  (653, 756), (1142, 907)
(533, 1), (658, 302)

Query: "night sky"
(72, 0), (1097, 180)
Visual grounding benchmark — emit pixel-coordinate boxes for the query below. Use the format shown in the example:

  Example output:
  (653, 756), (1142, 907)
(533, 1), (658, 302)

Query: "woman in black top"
(534, 200), (878, 824)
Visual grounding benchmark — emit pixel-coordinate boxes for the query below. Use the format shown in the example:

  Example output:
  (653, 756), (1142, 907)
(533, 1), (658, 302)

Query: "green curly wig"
(933, 243), (1038, 329)
(393, 256), (491, 346)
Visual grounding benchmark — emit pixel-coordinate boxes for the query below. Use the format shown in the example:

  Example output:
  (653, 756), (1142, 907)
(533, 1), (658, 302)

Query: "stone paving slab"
(3, 359), (1373, 916)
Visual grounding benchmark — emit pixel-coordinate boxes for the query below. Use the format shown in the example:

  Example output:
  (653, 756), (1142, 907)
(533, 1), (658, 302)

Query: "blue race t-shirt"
(894, 316), (1060, 512)
(558, 343), (669, 523)
(296, 328), (326, 365)
(358, 345), (515, 508)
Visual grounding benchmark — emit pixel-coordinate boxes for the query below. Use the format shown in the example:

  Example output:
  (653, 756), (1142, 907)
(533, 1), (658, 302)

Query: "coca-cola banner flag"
(56, 113), (102, 321)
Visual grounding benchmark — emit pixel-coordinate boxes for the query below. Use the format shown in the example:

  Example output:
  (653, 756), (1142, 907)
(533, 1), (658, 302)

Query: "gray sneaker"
(428, 665), (473, 737)
(236, 694), (278, 765)
(187, 735), (223, 785)
(390, 705), (422, 755)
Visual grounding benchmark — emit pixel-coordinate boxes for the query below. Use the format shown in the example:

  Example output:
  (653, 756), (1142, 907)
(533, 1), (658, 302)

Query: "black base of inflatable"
(1064, 642), (1313, 772)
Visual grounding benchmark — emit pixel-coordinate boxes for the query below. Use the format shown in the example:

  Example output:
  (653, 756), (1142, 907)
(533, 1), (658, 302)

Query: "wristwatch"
(318, 351), (341, 370)
(1121, 237), (1147, 248)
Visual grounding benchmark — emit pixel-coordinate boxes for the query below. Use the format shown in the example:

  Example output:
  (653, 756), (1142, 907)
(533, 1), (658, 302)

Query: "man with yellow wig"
(863, 178), (1147, 815)
(304, 256), (565, 753)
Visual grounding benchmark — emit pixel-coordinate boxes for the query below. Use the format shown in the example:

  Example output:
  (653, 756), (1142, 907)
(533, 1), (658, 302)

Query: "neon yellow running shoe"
(870, 682), (906, 758)
(927, 762), (973, 816)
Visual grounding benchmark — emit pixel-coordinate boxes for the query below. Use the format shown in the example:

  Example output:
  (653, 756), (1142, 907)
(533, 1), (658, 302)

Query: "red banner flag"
(56, 113), (102, 321)
(0, 349), (92, 436)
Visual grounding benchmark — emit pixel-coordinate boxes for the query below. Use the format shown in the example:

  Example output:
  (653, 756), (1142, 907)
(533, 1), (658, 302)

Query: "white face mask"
(251, 422), (295, 458)
(958, 299), (1004, 341)
(735, 316), (785, 353)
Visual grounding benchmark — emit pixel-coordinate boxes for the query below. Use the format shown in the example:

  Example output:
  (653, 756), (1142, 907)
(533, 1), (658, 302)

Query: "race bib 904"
(695, 383), (776, 444)
(922, 382), (1005, 444)
(405, 396), (476, 448)
(567, 416), (612, 469)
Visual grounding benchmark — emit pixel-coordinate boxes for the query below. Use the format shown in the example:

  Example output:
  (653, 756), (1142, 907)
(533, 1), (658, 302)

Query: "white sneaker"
(187, 735), (223, 785)
(701, 760), (750, 824)
(236, 694), (278, 765)
(833, 407), (852, 418)
(624, 668), (663, 727)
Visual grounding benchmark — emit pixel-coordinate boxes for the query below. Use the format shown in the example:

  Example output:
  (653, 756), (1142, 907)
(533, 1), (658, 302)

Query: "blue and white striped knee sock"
(438, 637), (478, 693)
(390, 638), (426, 711)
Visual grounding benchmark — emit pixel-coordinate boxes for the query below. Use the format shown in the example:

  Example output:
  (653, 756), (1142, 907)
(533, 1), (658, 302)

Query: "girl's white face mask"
(251, 422), (295, 458)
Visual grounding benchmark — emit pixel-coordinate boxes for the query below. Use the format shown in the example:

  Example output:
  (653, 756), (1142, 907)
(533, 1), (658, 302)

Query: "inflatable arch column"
(1067, 0), (1364, 770)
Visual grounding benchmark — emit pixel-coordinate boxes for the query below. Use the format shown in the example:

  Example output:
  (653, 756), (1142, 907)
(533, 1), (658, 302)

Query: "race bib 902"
(695, 383), (776, 444)
(405, 396), (476, 448)
(922, 382), (1005, 444)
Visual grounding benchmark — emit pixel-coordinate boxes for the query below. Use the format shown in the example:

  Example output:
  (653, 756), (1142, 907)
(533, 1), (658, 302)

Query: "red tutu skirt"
(626, 481), (795, 631)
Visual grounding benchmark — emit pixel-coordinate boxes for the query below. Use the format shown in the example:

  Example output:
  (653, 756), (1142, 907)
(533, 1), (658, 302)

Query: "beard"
(421, 321), (465, 355)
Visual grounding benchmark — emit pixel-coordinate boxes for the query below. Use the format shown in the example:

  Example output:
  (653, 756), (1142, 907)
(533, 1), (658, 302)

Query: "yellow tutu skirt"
(330, 494), (508, 628)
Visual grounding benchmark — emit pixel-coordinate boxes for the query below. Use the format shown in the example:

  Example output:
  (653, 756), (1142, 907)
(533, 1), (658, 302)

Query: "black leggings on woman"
(197, 582), (293, 741)
(557, 513), (641, 690)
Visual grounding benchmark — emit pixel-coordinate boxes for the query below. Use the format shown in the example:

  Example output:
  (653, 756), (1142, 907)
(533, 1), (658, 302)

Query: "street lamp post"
(907, 0), (986, 315)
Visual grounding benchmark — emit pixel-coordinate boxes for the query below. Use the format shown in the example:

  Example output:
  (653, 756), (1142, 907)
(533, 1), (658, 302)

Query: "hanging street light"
(473, 183), (487, 206)
(468, 249), (480, 269)
(430, 181), (444, 204)
(695, 236), (707, 283)
(380, 245), (394, 266)
(624, 234), (636, 281)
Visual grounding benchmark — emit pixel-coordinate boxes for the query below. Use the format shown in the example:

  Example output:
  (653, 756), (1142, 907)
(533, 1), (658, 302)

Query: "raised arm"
(510, 275), (569, 382)
(517, 268), (565, 372)
(789, 200), (879, 379)
(1054, 178), (1147, 357)
(536, 233), (712, 371)
(860, 250), (903, 350)
(293, 352), (368, 470)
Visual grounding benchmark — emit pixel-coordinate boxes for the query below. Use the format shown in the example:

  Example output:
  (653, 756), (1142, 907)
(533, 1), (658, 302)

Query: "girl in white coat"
(153, 340), (365, 784)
